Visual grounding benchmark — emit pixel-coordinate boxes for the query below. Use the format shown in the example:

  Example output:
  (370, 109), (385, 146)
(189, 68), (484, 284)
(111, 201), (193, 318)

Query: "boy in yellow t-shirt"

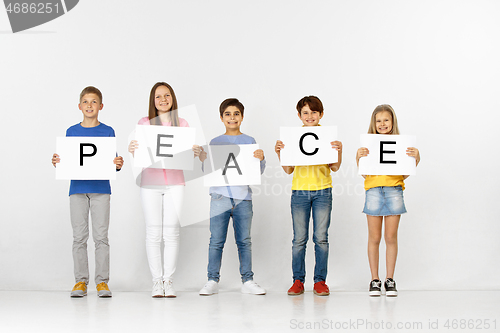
(275, 96), (342, 296)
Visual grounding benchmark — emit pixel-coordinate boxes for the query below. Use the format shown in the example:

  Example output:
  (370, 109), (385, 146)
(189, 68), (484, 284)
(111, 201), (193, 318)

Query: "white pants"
(140, 186), (184, 282)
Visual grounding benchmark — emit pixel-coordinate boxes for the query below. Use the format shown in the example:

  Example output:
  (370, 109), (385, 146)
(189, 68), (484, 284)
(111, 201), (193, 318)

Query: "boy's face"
(298, 104), (323, 126)
(220, 106), (243, 130)
(78, 93), (103, 120)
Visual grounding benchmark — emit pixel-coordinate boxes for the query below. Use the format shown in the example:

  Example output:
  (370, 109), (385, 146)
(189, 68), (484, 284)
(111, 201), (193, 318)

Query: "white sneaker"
(199, 280), (219, 296)
(164, 280), (176, 298)
(241, 280), (266, 295)
(152, 280), (164, 298)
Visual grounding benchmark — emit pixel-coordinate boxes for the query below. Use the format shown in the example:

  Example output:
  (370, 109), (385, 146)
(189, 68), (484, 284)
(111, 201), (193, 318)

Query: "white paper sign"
(203, 144), (261, 186)
(280, 126), (338, 166)
(56, 137), (117, 180)
(358, 134), (417, 175)
(134, 125), (196, 170)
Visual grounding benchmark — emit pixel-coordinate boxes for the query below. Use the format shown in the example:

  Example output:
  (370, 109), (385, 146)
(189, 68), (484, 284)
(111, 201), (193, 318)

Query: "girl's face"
(375, 111), (393, 134)
(298, 104), (323, 126)
(154, 85), (173, 114)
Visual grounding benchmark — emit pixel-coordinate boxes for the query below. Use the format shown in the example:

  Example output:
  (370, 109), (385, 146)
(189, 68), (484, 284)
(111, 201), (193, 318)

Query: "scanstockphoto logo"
(3, 0), (79, 33)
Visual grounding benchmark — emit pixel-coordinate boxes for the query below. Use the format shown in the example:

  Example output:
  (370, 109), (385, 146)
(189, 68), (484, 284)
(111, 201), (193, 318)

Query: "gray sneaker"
(97, 282), (112, 297)
(70, 282), (87, 297)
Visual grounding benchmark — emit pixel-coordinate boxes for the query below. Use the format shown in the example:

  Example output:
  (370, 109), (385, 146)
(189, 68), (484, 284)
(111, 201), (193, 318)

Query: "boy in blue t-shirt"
(52, 86), (123, 297)
(198, 98), (266, 296)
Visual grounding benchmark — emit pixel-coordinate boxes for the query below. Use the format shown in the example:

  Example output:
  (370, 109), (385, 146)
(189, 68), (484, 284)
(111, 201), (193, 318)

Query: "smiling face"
(221, 105), (243, 132)
(78, 93), (103, 120)
(154, 85), (173, 115)
(298, 104), (323, 126)
(375, 111), (393, 134)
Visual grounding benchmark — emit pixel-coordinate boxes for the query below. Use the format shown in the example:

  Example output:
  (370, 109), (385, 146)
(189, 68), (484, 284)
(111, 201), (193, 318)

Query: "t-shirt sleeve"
(180, 118), (189, 127)
(138, 117), (149, 125)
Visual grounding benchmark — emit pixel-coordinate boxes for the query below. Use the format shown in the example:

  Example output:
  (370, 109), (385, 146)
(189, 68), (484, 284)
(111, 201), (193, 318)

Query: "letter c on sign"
(299, 132), (319, 156)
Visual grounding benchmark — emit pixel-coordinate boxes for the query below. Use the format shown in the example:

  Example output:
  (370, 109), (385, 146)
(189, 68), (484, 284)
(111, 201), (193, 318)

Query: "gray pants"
(70, 193), (110, 285)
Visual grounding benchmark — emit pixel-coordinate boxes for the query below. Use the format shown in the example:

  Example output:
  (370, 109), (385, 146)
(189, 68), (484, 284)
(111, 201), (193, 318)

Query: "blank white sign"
(203, 144), (261, 186)
(358, 134), (417, 175)
(280, 126), (338, 166)
(56, 137), (116, 180)
(134, 125), (196, 170)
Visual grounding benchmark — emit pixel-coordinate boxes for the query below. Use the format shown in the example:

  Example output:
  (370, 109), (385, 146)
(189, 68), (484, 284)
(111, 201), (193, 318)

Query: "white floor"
(1, 290), (499, 333)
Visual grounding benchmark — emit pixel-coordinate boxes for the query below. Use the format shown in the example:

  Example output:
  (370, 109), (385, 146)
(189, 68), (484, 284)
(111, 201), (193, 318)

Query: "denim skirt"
(363, 186), (407, 216)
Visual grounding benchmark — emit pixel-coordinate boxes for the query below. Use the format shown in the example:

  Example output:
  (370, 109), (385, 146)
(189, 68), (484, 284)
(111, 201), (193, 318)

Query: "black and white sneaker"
(369, 279), (381, 297)
(384, 278), (398, 297)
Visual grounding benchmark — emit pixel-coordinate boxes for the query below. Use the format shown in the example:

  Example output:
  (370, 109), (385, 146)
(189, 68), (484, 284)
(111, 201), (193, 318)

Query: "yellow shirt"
(292, 164), (332, 191)
(364, 175), (405, 191)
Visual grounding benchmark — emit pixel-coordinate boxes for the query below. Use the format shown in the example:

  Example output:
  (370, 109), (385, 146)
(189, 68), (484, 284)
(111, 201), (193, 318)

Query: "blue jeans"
(291, 188), (332, 283)
(207, 193), (254, 282)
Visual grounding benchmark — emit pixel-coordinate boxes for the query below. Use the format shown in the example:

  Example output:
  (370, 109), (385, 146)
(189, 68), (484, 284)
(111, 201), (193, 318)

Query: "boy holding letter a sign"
(198, 98), (267, 296)
(51, 86), (123, 298)
(275, 96), (342, 296)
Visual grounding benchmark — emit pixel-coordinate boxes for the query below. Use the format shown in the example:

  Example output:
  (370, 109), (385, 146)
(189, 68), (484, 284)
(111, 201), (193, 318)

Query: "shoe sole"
(288, 290), (304, 296)
(369, 291), (381, 297)
(242, 291), (266, 295)
(164, 295), (177, 298)
(70, 293), (87, 298)
(313, 290), (329, 296)
(386, 292), (398, 297)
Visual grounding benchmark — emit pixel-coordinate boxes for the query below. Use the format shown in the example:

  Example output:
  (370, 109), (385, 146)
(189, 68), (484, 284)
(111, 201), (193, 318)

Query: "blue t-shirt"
(66, 122), (115, 196)
(208, 133), (266, 200)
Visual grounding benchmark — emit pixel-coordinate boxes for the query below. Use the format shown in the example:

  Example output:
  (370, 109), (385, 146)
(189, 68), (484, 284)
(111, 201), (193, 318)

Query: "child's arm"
(114, 156), (124, 171)
(128, 140), (138, 157)
(193, 145), (207, 162)
(52, 153), (60, 167)
(329, 140), (343, 172)
(275, 140), (294, 174)
(356, 147), (369, 179)
(403, 147), (420, 179)
(406, 147), (420, 166)
(253, 149), (266, 174)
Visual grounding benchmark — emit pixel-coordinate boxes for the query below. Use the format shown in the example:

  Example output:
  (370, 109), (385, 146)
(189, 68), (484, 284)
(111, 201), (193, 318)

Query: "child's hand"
(52, 153), (60, 167)
(128, 140), (138, 156)
(114, 156), (124, 170)
(356, 147), (369, 166)
(331, 141), (342, 153)
(254, 149), (265, 161)
(275, 140), (284, 157)
(406, 147), (420, 166)
(357, 147), (369, 159)
(193, 145), (207, 162)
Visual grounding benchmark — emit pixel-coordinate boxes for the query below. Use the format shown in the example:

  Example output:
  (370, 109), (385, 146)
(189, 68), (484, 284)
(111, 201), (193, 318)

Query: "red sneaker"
(287, 280), (304, 295)
(313, 281), (330, 296)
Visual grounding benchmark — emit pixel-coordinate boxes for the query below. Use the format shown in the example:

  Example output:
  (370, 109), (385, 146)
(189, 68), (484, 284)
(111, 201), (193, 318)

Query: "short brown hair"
(219, 98), (244, 117)
(296, 96), (323, 114)
(80, 86), (102, 104)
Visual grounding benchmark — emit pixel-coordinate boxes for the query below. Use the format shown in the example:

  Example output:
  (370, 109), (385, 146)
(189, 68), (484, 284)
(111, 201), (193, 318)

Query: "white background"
(1, 0), (499, 292)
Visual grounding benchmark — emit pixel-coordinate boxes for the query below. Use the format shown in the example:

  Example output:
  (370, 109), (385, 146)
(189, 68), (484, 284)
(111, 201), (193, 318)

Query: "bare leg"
(367, 216), (383, 280)
(384, 215), (401, 279)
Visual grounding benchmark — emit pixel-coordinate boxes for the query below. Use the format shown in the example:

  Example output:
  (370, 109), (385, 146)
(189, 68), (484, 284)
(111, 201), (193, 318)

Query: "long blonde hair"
(368, 104), (400, 134)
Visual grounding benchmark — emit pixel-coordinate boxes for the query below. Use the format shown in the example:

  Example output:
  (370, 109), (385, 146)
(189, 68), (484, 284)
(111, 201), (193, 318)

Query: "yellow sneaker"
(96, 282), (112, 297)
(70, 282), (87, 297)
